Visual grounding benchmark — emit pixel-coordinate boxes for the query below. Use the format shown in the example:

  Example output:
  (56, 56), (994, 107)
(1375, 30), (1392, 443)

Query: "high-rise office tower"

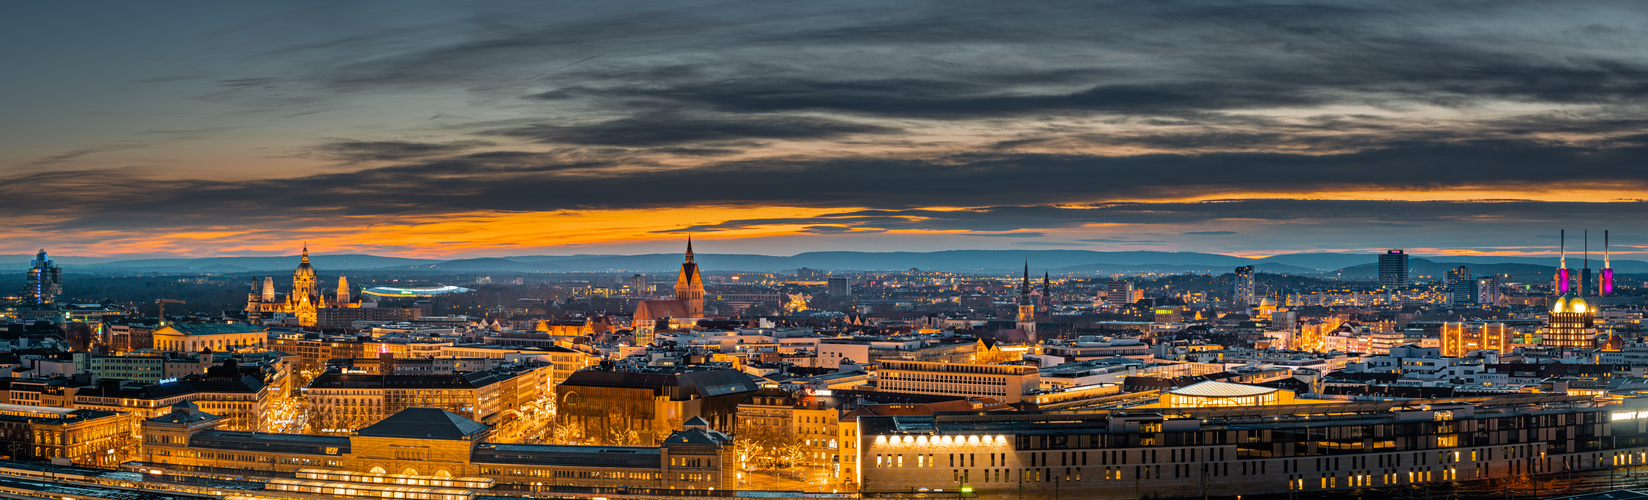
(24, 249), (61, 307)
(1233, 266), (1256, 307)
(1446, 266), (1475, 306)
(826, 276), (850, 298)
(1106, 280), (1135, 306)
(1377, 250), (1409, 289)
(1476, 276), (1501, 306)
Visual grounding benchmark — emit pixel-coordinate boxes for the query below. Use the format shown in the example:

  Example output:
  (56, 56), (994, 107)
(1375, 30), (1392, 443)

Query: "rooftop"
(1167, 381), (1280, 398)
(159, 323), (265, 337)
(356, 408), (488, 440)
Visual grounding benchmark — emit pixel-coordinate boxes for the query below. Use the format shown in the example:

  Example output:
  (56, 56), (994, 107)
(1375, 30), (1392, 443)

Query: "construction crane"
(156, 299), (184, 326)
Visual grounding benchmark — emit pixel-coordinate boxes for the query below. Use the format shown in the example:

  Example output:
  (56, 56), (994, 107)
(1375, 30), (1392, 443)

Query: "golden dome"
(1551, 292), (1589, 314)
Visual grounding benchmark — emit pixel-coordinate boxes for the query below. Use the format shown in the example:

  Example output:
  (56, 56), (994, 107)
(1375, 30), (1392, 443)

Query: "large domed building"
(1541, 291), (1596, 348)
(245, 246), (359, 327)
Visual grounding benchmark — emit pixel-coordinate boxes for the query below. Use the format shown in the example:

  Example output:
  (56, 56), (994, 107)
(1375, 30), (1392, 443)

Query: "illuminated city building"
(1255, 297), (1277, 319)
(1476, 276), (1502, 306)
(877, 360), (1040, 404)
(1040, 272), (1052, 310)
(151, 323), (267, 353)
(1105, 280), (1136, 308)
(1440, 322), (1513, 356)
(1377, 249), (1408, 289)
(1041, 337), (1151, 362)
(0, 403), (132, 467)
(634, 239), (708, 343)
(303, 361), (553, 434)
(1015, 262), (1037, 340)
(857, 395), (1646, 499)
(244, 246), (366, 327)
(142, 403), (735, 490)
(735, 388), (849, 484)
(315, 306), (421, 329)
(827, 276), (851, 297)
(23, 249), (61, 308)
(555, 366), (756, 446)
(1146, 380), (1307, 408)
(1542, 292), (1597, 348)
(102, 318), (159, 353)
(1446, 266), (1475, 306)
(64, 375), (269, 431)
(1232, 266), (1255, 307)
(269, 334), (454, 375)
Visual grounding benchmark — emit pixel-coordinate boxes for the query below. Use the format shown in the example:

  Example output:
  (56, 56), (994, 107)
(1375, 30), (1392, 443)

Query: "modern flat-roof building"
(858, 394), (1644, 499)
(878, 360), (1040, 404)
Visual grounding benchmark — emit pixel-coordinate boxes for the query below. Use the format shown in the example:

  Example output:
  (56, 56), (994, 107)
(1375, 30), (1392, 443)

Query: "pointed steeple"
(1021, 260), (1030, 296)
(301, 243), (310, 264)
(685, 235), (695, 264)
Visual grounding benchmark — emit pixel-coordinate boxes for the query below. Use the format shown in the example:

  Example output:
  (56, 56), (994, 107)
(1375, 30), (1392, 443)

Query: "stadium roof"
(362, 285), (474, 297)
(1167, 381), (1278, 398)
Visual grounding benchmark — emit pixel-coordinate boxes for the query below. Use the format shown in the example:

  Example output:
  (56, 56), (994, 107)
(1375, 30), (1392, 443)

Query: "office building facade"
(1378, 250), (1408, 289)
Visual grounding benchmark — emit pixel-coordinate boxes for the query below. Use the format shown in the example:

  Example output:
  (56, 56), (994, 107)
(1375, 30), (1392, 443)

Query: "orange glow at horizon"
(3, 192), (1647, 258)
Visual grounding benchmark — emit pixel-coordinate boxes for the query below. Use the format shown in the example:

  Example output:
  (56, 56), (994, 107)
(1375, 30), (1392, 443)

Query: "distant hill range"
(0, 249), (1639, 278)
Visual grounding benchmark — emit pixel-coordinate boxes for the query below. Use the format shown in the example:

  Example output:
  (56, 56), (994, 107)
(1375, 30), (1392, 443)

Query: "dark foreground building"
(858, 393), (1648, 498)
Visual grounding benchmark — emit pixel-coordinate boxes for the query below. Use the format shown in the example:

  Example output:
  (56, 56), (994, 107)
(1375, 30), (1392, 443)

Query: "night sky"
(4, 1), (1648, 258)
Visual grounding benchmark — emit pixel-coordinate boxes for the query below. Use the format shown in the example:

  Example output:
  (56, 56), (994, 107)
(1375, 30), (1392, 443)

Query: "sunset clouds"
(3, 1), (1648, 257)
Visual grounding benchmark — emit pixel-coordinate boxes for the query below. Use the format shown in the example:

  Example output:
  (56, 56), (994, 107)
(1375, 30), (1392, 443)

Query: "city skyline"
(5, 2), (1648, 258)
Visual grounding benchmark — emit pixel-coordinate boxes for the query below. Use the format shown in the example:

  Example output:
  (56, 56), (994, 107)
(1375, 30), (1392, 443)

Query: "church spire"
(1019, 260), (1031, 301)
(1022, 260), (1029, 291)
(301, 243), (310, 264)
(685, 235), (695, 264)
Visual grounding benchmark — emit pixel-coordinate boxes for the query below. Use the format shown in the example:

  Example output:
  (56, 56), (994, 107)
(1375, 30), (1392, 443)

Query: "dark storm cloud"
(235, 0), (1648, 144)
(534, 79), (1322, 119)
(485, 112), (899, 147)
(9, 139), (1648, 234)
(973, 232), (1046, 238)
(314, 140), (496, 162)
(458, 1), (1648, 132)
